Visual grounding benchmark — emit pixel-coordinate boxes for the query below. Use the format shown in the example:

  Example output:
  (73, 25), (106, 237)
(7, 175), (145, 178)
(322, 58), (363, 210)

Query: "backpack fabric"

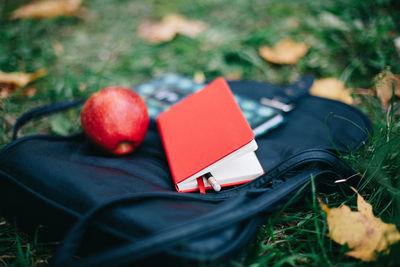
(0, 78), (372, 266)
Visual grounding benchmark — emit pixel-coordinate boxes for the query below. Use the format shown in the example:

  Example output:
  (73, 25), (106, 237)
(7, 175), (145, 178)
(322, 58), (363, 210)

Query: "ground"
(1, 0), (400, 265)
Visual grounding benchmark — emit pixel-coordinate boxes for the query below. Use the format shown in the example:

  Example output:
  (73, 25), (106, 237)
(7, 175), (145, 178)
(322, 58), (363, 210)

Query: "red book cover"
(156, 78), (255, 187)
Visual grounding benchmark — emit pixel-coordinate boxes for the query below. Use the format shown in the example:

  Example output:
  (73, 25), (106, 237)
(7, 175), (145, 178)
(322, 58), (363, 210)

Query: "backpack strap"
(52, 172), (312, 266)
(52, 149), (355, 267)
(12, 99), (85, 140)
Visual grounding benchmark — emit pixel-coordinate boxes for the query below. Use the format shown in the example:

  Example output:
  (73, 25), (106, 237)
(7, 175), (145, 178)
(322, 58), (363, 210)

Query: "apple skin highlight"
(80, 86), (150, 155)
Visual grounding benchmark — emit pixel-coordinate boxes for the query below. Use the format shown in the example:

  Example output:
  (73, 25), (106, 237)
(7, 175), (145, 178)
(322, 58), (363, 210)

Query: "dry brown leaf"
(138, 14), (206, 44)
(375, 75), (400, 107)
(309, 78), (353, 105)
(258, 38), (309, 64)
(320, 188), (400, 261)
(225, 72), (243, 80)
(25, 87), (37, 98)
(0, 84), (16, 99)
(0, 68), (46, 99)
(11, 0), (83, 19)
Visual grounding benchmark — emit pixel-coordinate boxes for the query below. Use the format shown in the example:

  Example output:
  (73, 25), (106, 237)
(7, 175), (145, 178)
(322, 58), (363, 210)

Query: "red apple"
(80, 86), (149, 155)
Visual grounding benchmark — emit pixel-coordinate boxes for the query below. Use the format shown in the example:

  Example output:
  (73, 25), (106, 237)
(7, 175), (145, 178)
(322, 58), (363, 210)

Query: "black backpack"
(0, 77), (372, 266)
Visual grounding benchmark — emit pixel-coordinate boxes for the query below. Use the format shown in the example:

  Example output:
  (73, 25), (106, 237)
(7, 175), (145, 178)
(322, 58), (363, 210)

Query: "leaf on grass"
(0, 84), (15, 99)
(309, 78), (353, 105)
(225, 72), (243, 80)
(25, 87), (37, 98)
(258, 38), (309, 64)
(0, 68), (46, 99)
(193, 71), (206, 84)
(375, 74), (400, 107)
(138, 14), (206, 44)
(320, 188), (400, 262)
(11, 0), (83, 19)
(0, 68), (46, 87)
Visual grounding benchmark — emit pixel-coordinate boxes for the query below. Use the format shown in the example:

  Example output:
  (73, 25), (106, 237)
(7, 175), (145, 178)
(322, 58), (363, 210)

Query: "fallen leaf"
(0, 68), (46, 99)
(0, 68), (47, 87)
(11, 0), (83, 19)
(193, 71), (205, 84)
(258, 38), (309, 64)
(225, 72), (243, 80)
(138, 14), (206, 44)
(25, 87), (37, 98)
(320, 188), (400, 261)
(0, 83), (16, 99)
(309, 78), (353, 105)
(375, 75), (400, 107)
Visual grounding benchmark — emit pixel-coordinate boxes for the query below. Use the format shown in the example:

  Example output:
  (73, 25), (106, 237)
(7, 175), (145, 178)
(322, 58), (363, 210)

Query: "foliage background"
(1, 0), (400, 265)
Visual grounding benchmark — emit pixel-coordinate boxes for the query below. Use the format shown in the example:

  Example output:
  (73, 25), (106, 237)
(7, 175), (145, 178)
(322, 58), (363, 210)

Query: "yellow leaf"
(0, 68), (47, 87)
(0, 68), (46, 99)
(309, 78), (353, 105)
(320, 188), (400, 262)
(258, 38), (309, 64)
(138, 14), (206, 44)
(11, 0), (83, 19)
(375, 74), (400, 107)
(193, 71), (206, 84)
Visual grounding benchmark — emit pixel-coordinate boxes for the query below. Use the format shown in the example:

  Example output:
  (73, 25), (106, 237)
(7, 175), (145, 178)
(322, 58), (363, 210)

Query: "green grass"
(1, 0), (400, 265)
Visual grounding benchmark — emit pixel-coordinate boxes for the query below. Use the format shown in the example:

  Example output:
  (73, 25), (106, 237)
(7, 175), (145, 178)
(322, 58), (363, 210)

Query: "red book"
(157, 78), (264, 192)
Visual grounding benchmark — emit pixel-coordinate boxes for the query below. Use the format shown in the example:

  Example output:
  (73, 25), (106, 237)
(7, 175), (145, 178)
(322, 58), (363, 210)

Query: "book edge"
(176, 139), (261, 191)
